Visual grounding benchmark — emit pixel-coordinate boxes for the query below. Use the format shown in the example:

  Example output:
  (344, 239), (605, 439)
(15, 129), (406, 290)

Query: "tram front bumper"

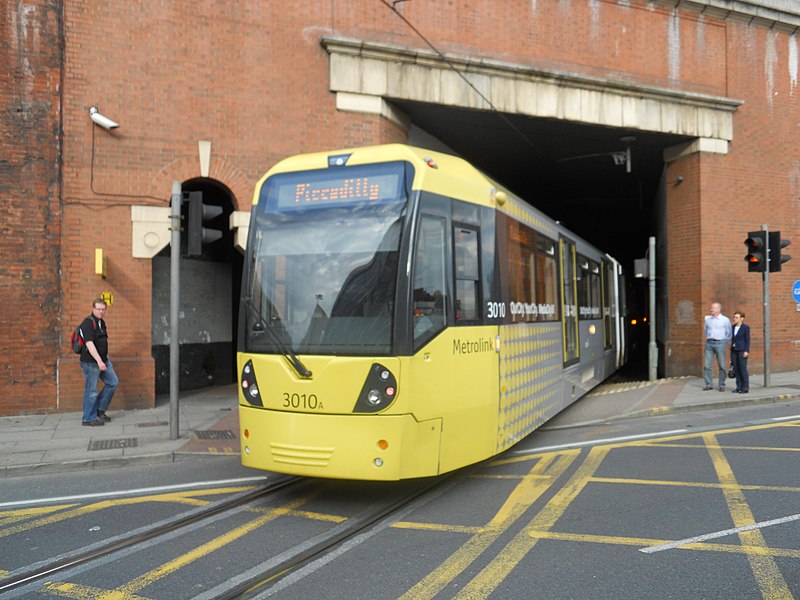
(239, 405), (443, 481)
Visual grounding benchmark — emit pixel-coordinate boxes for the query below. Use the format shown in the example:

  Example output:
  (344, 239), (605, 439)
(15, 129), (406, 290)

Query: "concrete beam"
(323, 37), (742, 145)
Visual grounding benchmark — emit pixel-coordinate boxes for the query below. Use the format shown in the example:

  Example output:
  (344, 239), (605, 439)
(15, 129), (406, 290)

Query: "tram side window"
(506, 220), (535, 318)
(505, 219), (559, 323)
(413, 216), (448, 348)
(535, 237), (559, 321)
(577, 256), (601, 320)
(454, 226), (480, 323)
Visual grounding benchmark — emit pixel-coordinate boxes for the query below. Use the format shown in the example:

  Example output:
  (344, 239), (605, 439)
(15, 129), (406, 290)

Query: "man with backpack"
(78, 298), (119, 426)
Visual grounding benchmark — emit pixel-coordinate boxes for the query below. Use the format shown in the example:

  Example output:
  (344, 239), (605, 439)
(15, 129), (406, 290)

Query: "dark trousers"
(731, 350), (749, 392)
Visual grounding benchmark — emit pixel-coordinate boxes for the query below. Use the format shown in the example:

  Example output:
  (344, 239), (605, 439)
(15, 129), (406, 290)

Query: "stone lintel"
(323, 36), (742, 144)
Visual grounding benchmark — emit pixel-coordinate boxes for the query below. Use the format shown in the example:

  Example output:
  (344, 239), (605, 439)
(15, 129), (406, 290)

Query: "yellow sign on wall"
(95, 248), (107, 278)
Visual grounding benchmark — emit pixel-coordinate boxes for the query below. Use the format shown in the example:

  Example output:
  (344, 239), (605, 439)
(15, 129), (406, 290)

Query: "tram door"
(601, 259), (614, 350)
(560, 237), (579, 366)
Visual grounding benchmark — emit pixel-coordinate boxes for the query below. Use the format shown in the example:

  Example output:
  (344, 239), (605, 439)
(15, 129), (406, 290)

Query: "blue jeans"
(704, 340), (727, 388)
(81, 360), (119, 422)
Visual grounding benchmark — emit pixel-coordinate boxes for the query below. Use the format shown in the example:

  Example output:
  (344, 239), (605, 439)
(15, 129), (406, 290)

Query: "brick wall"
(0, 0), (62, 414)
(2, 1), (798, 414)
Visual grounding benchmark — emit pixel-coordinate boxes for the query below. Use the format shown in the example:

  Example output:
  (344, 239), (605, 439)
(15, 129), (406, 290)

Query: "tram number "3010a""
(282, 393), (323, 410)
(486, 301), (506, 319)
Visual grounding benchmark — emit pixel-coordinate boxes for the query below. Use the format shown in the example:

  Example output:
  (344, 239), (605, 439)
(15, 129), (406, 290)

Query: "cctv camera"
(89, 106), (119, 130)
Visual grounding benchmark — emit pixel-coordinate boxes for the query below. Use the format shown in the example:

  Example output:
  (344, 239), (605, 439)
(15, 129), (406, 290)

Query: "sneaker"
(718, 387), (725, 392)
(703, 386), (713, 391)
(98, 411), (111, 422)
(82, 418), (105, 427)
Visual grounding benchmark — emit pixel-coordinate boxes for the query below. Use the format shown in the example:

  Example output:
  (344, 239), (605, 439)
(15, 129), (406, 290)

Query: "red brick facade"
(0, 0), (62, 414)
(1, 1), (797, 414)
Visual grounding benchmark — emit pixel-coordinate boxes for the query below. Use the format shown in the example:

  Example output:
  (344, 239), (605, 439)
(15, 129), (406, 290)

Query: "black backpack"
(70, 317), (96, 354)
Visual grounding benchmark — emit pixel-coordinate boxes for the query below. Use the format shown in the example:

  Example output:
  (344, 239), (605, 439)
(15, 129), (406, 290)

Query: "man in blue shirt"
(703, 302), (732, 391)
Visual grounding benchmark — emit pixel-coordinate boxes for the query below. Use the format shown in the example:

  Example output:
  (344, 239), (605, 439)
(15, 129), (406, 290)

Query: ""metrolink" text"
(453, 337), (494, 355)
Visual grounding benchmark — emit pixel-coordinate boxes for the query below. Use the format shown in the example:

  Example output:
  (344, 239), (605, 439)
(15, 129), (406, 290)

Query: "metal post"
(170, 182), (181, 440)
(648, 236), (657, 381)
(762, 224), (770, 388)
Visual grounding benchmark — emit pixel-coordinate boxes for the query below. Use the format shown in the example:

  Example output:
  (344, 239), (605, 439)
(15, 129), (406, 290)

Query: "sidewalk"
(1, 373), (799, 478)
(0, 386), (241, 478)
(548, 369), (800, 428)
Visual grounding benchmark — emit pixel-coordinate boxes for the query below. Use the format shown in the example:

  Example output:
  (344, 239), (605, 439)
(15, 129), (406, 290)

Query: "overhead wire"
(377, 0), (545, 159)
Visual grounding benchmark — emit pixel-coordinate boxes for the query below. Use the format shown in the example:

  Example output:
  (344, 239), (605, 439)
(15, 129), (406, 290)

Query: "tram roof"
(254, 143), (503, 209)
(253, 143), (613, 262)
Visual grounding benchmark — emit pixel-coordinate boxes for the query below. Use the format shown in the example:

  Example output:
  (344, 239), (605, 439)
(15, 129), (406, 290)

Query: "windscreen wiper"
(242, 298), (312, 379)
(252, 314), (313, 379)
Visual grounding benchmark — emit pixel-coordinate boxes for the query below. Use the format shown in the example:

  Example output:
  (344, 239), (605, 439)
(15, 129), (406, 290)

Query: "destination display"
(270, 165), (405, 211)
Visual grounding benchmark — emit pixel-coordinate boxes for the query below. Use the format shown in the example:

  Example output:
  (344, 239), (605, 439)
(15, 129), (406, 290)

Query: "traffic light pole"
(170, 181), (181, 440)
(648, 236), (657, 382)
(761, 224), (771, 387)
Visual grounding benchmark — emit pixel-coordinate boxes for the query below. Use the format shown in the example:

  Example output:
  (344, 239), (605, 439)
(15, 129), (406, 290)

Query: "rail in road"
(1, 416), (798, 598)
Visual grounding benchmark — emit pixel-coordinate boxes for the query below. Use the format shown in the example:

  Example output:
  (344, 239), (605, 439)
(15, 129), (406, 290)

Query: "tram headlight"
(240, 360), (263, 407)
(354, 363), (398, 413)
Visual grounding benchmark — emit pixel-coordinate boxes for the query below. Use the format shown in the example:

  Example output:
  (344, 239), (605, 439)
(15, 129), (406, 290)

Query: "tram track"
(3, 465), (473, 598)
(212, 469), (466, 599)
(0, 475), (302, 596)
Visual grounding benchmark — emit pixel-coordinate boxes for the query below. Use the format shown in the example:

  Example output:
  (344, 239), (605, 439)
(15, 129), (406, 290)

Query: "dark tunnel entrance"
(400, 102), (693, 379)
(151, 178), (243, 394)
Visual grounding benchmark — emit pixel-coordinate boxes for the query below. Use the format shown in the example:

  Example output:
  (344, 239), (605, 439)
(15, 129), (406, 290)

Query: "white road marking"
(771, 414), (800, 422)
(640, 513), (800, 553)
(514, 429), (688, 455)
(0, 476), (269, 508)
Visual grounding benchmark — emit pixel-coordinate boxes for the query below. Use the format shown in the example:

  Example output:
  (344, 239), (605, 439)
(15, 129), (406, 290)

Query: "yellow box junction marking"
(395, 419), (800, 599)
(19, 418), (799, 599)
(35, 489), (324, 599)
(455, 446), (611, 599)
(397, 450), (579, 600)
(703, 432), (793, 599)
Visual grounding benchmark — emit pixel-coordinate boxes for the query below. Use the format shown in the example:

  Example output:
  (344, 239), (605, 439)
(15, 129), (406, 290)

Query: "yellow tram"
(238, 144), (626, 480)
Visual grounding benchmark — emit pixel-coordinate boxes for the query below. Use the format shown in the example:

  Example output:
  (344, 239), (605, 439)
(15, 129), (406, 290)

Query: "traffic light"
(768, 231), (791, 272)
(744, 231), (766, 272)
(187, 191), (223, 256)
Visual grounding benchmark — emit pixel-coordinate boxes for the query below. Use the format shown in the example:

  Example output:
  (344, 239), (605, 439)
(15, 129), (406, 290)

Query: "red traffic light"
(744, 232), (766, 273)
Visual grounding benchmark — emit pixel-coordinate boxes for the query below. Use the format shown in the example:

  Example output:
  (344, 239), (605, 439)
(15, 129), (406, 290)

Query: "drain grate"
(88, 438), (139, 451)
(195, 429), (237, 440)
(137, 421), (169, 428)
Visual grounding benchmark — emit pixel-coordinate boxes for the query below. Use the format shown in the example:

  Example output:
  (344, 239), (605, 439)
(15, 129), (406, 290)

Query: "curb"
(543, 392), (800, 430)
(0, 450), (240, 480)
(622, 392), (800, 421)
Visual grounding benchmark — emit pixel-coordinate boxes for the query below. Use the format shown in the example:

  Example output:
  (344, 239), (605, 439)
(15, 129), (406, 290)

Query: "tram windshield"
(244, 161), (410, 356)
